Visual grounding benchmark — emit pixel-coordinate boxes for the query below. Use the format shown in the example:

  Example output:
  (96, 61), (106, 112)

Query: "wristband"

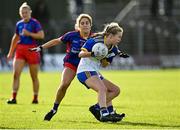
(39, 45), (43, 50)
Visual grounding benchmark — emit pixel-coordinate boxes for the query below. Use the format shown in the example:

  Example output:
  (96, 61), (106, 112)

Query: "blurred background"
(0, 0), (180, 71)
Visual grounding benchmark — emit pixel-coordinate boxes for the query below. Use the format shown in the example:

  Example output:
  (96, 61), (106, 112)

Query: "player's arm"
(41, 38), (61, 49)
(78, 48), (92, 58)
(79, 38), (95, 58)
(22, 29), (44, 39)
(7, 34), (20, 60)
(30, 38), (62, 52)
(117, 48), (129, 58)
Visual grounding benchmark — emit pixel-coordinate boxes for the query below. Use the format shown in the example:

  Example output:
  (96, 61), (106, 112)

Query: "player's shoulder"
(86, 37), (95, 44)
(110, 45), (119, 54)
(64, 30), (79, 37)
(16, 19), (24, 26)
(93, 35), (104, 44)
(30, 18), (41, 24)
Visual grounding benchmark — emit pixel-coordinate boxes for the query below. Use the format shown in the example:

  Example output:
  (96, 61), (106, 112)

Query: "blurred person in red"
(6, 2), (44, 104)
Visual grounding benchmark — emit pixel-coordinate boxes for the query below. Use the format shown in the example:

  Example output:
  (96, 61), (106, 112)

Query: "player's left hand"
(118, 52), (129, 58)
(100, 58), (110, 67)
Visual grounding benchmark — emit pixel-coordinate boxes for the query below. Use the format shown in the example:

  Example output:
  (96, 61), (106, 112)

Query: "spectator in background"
(151, 0), (159, 17)
(0, 48), (7, 69)
(32, 0), (50, 70)
(68, 0), (84, 20)
(151, 0), (173, 17)
(0, 48), (11, 70)
(75, 0), (84, 15)
(164, 0), (173, 17)
(6, 2), (44, 104)
(32, 0), (50, 28)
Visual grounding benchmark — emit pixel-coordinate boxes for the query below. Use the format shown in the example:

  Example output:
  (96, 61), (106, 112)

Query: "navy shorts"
(77, 71), (104, 89)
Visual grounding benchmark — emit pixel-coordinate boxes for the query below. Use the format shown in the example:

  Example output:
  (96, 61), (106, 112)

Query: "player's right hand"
(29, 46), (43, 52)
(7, 53), (13, 61)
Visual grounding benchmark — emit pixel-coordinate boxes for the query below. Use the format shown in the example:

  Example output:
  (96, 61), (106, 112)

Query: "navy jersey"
(77, 35), (119, 73)
(83, 36), (119, 62)
(16, 18), (42, 45)
(59, 31), (90, 68)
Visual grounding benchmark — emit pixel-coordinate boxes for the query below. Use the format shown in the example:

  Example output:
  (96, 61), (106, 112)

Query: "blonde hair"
(94, 22), (123, 37)
(103, 22), (123, 36)
(75, 14), (92, 30)
(19, 2), (32, 14)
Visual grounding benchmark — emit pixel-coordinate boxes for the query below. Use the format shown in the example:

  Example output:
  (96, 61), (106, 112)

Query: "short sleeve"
(15, 22), (19, 35)
(34, 20), (42, 32)
(60, 32), (75, 44)
(81, 38), (95, 52)
(106, 46), (119, 63)
(112, 46), (119, 55)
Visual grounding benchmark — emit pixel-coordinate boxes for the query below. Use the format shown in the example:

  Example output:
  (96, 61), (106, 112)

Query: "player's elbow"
(38, 31), (45, 39)
(40, 32), (45, 39)
(78, 51), (83, 58)
(79, 50), (90, 58)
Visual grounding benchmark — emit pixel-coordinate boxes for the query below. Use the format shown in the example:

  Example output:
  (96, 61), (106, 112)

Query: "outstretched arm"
(41, 38), (61, 49)
(7, 34), (20, 61)
(30, 38), (62, 52)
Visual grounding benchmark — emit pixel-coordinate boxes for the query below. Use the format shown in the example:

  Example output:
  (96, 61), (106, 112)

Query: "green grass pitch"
(0, 69), (180, 129)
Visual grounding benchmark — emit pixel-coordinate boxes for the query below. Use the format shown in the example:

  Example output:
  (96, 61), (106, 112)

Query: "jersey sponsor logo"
(72, 40), (79, 44)
(71, 47), (80, 53)
(79, 39), (86, 42)
(79, 39), (86, 46)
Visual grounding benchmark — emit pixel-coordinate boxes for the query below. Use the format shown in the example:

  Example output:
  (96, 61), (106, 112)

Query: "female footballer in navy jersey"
(31, 14), (93, 121)
(77, 22), (127, 122)
(7, 2), (44, 104)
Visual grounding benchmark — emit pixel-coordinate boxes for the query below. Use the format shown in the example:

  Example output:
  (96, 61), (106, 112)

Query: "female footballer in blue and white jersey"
(31, 14), (93, 121)
(7, 2), (44, 104)
(77, 22), (127, 122)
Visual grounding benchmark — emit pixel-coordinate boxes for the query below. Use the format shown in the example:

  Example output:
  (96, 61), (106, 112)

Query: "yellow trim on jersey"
(103, 35), (114, 52)
(81, 48), (88, 52)
(104, 36), (106, 45)
(108, 45), (114, 52)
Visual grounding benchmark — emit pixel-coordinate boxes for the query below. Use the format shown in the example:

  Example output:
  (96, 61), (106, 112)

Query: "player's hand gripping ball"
(92, 43), (108, 60)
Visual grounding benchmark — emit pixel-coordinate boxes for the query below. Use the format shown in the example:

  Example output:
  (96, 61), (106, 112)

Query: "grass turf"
(0, 69), (180, 129)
